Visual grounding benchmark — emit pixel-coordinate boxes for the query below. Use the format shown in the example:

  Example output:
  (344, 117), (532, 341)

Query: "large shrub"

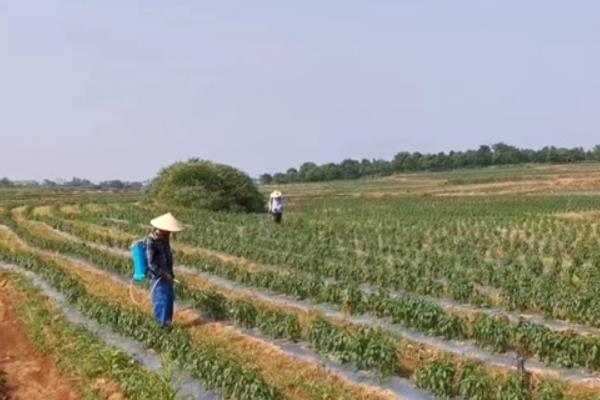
(149, 160), (264, 212)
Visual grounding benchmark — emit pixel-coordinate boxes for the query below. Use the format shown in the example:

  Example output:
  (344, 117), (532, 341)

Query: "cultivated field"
(2, 163), (600, 399)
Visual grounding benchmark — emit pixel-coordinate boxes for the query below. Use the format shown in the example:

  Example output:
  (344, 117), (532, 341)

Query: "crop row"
(0, 241), (281, 400)
(12, 211), (600, 378)
(4, 216), (402, 376)
(6, 216), (600, 399)
(0, 269), (182, 400)
(48, 197), (600, 329)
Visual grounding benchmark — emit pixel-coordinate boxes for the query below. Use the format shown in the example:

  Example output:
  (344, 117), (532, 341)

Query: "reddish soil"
(0, 279), (80, 400)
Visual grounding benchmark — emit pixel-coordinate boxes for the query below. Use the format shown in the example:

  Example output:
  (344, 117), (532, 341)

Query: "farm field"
(2, 163), (600, 399)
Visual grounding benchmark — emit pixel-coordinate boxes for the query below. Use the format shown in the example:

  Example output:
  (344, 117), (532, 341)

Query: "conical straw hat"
(150, 213), (184, 232)
(270, 190), (282, 198)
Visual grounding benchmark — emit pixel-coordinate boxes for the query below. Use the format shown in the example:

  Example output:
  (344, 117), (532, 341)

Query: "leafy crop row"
(9, 203), (600, 399)
(21, 212), (600, 375)
(54, 196), (600, 331)
(4, 216), (400, 376)
(3, 270), (181, 400)
(0, 244), (281, 400)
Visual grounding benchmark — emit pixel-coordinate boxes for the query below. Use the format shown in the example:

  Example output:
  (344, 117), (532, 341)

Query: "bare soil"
(0, 279), (80, 400)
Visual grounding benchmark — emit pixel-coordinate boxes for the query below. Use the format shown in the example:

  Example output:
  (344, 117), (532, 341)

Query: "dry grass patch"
(31, 205), (53, 217)
(60, 205), (81, 215)
(554, 211), (600, 222)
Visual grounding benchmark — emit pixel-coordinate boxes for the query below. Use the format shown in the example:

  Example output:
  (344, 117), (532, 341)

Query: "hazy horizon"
(1, 1), (599, 181)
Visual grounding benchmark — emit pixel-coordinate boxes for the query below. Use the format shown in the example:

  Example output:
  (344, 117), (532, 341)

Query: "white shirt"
(269, 197), (283, 213)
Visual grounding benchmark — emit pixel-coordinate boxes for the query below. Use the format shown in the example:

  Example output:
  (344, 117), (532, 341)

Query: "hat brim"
(150, 213), (184, 232)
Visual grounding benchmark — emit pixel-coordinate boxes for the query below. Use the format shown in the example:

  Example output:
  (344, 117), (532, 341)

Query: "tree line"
(0, 177), (145, 190)
(260, 143), (600, 184)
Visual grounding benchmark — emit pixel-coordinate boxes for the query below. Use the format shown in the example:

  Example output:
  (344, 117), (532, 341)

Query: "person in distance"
(268, 190), (284, 223)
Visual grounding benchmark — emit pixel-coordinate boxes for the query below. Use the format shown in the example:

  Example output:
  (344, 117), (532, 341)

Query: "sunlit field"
(2, 163), (600, 399)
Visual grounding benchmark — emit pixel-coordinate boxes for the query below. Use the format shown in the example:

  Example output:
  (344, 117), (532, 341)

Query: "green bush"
(149, 159), (264, 212)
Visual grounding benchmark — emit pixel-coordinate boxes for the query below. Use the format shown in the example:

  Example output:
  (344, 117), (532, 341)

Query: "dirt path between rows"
(0, 279), (80, 400)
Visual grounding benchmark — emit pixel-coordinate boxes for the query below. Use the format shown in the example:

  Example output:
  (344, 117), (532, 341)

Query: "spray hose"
(129, 276), (183, 306)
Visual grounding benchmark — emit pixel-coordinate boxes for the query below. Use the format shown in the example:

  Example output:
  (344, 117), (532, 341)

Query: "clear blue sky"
(1, 1), (599, 181)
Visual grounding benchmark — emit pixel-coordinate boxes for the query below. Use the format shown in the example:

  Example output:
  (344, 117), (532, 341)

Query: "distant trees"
(0, 177), (14, 187)
(286, 168), (299, 182)
(264, 143), (600, 184)
(299, 162), (321, 182)
(0, 176), (144, 190)
(64, 177), (94, 187)
(476, 145), (493, 167)
(55, 177), (143, 190)
(97, 180), (143, 190)
(594, 145), (600, 161)
(259, 173), (274, 184)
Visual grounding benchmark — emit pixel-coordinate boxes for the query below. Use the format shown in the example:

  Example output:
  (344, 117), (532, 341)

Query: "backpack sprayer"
(129, 240), (163, 305)
(129, 213), (184, 305)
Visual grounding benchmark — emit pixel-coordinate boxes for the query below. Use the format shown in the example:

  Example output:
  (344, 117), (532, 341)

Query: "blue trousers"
(152, 278), (174, 328)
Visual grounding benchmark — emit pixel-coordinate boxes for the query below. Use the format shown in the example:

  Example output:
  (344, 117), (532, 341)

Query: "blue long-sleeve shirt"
(146, 232), (174, 279)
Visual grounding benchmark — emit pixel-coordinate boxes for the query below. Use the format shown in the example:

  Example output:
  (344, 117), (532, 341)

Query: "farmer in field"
(268, 190), (284, 223)
(146, 212), (183, 329)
